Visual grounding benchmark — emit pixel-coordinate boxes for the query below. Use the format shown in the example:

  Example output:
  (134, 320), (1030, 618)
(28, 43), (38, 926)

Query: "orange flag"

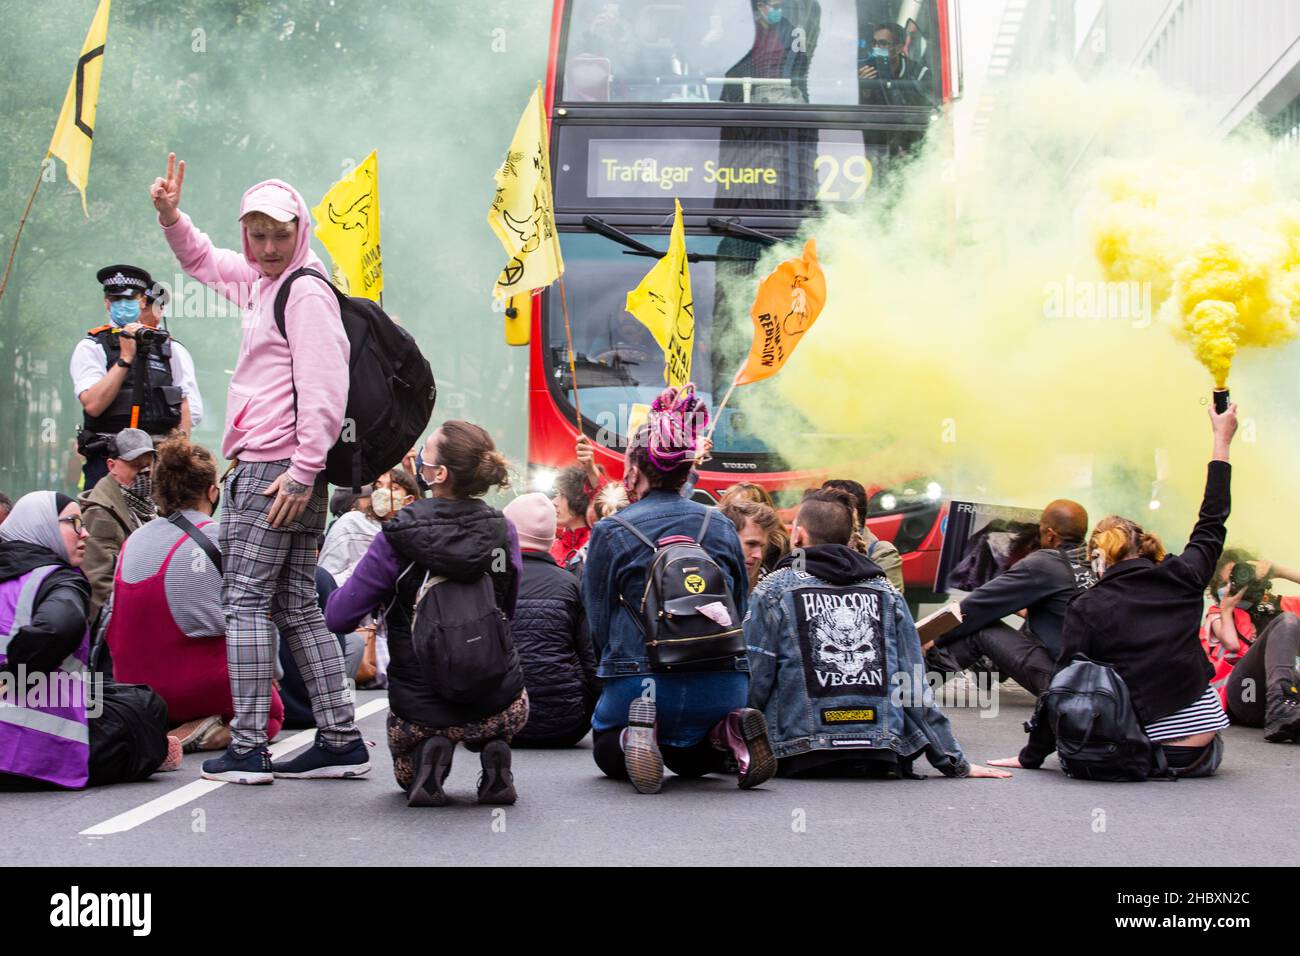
(734, 238), (827, 386)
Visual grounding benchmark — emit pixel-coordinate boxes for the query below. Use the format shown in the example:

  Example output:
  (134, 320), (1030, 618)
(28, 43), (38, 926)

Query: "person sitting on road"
(78, 427), (158, 624)
(326, 422), (527, 807)
(720, 498), (785, 593)
(991, 404), (1238, 778)
(552, 463), (596, 568)
(720, 481), (789, 573)
(0, 492), (181, 788)
(1201, 548), (1300, 742)
(582, 384), (776, 794)
(745, 488), (1010, 780)
(822, 478), (905, 593)
(503, 492), (599, 747)
(925, 499), (1095, 697)
(313, 468), (421, 688)
(104, 436), (284, 752)
(565, 481), (631, 583)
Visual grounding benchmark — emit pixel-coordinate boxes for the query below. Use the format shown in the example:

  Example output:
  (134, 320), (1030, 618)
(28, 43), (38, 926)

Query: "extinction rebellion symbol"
(75, 44), (105, 138)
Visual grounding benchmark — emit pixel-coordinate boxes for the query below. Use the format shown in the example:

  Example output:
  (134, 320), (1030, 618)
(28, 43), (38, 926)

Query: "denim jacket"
(745, 544), (970, 776)
(581, 490), (750, 679)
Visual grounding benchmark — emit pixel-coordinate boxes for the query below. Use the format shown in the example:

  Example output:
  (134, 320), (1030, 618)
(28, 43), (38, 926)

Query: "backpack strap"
(609, 514), (658, 553)
(272, 267), (334, 418)
(272, 267), (343, 341)
(698, 506), (713, 542)
(867, 539), (878, 558)
(167, 512), (222, 575)
(272, 266), (368, 489)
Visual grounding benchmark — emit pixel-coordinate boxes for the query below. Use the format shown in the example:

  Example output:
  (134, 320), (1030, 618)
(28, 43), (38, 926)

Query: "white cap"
(240, 183), (298, 223)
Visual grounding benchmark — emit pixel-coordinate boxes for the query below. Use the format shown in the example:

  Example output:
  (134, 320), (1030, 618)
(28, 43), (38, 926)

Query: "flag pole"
(704, 371), (739, 443)
(0, 159), (47, 306)
(557, 275), (582, 427)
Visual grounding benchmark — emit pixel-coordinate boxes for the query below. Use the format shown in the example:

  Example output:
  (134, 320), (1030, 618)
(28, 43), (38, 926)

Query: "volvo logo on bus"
(721, 462), (758, 470)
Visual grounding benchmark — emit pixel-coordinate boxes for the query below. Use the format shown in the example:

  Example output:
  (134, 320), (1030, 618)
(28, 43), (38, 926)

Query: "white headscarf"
(0, 491), (69, 560)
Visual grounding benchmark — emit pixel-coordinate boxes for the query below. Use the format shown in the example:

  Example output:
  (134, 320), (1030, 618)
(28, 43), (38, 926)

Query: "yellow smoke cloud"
(720, 69), (1300, 572)
(1087, 150), (1300, 387)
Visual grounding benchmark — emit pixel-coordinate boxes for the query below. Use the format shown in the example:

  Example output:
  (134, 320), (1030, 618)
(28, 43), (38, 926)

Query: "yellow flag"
(625, 199), (694, 388)
(48, 0), (111, 216)
(312, 150), (383, 301)
(734, 238), (827, 386)
(488, 82), (564, 297)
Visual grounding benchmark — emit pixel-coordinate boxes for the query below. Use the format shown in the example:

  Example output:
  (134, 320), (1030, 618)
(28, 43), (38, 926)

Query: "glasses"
(59, 515), (84, 534)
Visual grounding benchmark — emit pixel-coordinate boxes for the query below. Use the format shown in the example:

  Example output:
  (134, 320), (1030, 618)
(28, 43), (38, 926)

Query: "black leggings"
(592, 728), (729, 780)
(1225, 612), (1300, 726)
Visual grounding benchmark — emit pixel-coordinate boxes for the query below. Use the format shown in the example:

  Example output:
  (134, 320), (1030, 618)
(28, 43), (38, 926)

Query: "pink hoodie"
(161, 180), (349, 488)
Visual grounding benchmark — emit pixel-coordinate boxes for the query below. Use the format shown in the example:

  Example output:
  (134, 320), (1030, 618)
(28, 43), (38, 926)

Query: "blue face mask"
(764, 7), (783, 24)
(873, 45), (891, 58)
(108, 298), (141, 327)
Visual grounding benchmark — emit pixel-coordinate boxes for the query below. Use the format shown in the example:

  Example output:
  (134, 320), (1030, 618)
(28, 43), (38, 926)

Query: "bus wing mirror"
(504, 293), (531, 346)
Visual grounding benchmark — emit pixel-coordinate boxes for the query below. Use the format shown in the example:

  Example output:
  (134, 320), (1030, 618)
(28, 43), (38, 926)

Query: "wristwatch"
(114, 358), (130, 369)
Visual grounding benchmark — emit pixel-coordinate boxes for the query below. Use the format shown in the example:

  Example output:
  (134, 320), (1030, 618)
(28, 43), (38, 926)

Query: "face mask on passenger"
(371, 487), (394, 518)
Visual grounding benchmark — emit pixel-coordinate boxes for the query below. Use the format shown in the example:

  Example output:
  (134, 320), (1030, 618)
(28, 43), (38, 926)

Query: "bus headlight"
(530, 467), (558, 495)
(926, 482), (943, 501)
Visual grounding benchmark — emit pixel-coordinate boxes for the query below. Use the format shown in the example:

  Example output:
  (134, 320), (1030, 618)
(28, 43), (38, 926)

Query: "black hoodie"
(0, 542), (91, 674)
(379, 497), (525, 728)
(775, 543), (887, 586)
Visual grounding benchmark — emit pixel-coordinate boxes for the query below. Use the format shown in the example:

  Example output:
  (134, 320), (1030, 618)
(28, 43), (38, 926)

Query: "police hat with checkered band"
(96, 264), (163, 301)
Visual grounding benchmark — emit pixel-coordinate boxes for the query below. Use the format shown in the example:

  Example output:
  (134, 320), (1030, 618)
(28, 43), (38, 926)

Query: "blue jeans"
(591, 672), (748, 747)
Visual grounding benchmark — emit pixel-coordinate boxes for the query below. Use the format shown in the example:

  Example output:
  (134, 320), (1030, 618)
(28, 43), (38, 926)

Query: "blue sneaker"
(201, 746), (273, 785)
(272, 735), (371, 779)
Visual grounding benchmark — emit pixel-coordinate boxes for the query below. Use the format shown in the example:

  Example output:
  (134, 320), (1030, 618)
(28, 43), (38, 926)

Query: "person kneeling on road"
(327, 422), (527, 807)
(745, 488), (1010, 780)
(581, 385), (777, 794)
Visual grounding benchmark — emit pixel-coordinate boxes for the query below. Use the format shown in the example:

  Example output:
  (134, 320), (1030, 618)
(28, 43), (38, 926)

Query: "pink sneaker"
(158, 735), (184, 773)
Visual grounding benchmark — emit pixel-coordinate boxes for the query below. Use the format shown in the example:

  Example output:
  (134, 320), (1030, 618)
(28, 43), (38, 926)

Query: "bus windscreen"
(561, 0), (942, 107)
(544, 231), (813, 460)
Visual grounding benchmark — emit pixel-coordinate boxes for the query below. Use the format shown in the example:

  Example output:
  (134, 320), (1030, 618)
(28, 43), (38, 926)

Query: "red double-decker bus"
(509, 0), (962, 594)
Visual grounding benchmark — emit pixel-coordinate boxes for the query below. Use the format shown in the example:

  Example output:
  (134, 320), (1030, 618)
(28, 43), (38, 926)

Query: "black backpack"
(1031, 655), (1171, 781)
(405, 568), (522, 704)
(611, 509), (745, 672)
(274, 268), (436, 489)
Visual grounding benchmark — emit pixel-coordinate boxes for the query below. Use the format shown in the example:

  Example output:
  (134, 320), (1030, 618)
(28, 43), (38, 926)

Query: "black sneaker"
(408, 736), (454, 807)
(624, 697), (663, 794)
(1264, 684), (1300, 743)
(476, 739), (517, 805)
(201, 746), (272, 785)
(272, 735), (371, 779)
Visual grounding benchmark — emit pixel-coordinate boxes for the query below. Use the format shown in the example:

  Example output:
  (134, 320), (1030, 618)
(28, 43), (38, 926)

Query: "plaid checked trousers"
(221, 460), (359, 754)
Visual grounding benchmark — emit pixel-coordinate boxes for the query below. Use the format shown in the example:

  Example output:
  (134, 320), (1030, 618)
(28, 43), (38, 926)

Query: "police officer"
(70, 264), (203, 489)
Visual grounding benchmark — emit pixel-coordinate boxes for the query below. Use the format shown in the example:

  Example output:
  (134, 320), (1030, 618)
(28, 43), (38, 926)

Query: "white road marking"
(79, 696), (390, 836)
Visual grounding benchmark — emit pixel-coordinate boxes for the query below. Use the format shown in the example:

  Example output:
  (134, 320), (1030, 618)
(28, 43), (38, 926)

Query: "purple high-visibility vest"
(0, 566), (91, 788)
